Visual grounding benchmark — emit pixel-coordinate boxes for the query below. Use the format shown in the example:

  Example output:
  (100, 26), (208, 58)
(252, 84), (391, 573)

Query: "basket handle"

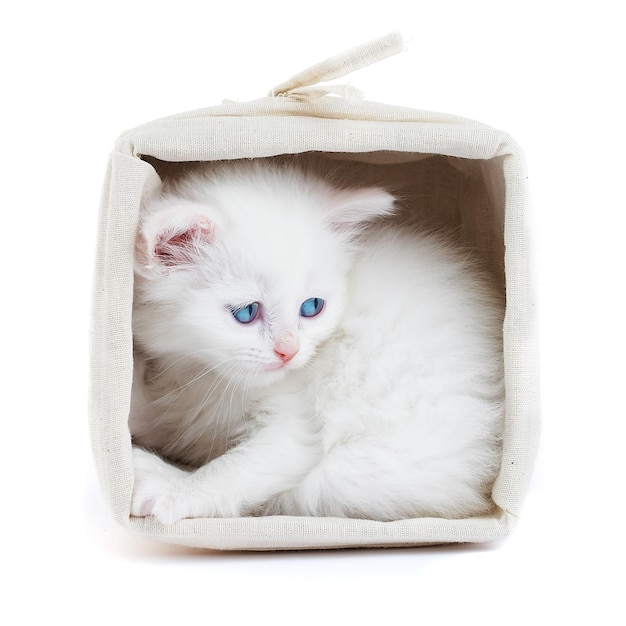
(268, 31), (405, 100)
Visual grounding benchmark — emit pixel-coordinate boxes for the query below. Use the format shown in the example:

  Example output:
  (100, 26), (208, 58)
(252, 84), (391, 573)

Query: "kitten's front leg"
(131, 447), (197, 522)
(131, 413), (319, 524)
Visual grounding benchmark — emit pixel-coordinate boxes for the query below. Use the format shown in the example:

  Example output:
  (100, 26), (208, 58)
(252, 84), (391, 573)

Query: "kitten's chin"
(265, 361), (297, 377)
(248, 367), (289, 388)
(252, 360), (305, 387)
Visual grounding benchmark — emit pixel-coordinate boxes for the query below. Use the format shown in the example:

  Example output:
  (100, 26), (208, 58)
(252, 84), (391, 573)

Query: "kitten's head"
(133, 162), (396, 388)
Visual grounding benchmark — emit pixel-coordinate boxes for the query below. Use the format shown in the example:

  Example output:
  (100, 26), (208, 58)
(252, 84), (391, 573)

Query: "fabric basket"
(89, 32), (540, 550)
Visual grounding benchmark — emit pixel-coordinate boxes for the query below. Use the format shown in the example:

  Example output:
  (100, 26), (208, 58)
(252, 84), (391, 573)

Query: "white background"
(2, 1), (624, 623)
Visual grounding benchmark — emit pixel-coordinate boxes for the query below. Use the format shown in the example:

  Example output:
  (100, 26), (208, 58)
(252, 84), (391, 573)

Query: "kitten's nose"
(274, 331), (299, 363)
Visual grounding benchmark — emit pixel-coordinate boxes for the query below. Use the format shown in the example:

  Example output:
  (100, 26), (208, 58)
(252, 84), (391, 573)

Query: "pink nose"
(274, 332), (299, 363)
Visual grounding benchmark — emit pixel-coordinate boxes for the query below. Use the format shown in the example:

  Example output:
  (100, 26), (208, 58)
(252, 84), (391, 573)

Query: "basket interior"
(142, 151), (506, 283)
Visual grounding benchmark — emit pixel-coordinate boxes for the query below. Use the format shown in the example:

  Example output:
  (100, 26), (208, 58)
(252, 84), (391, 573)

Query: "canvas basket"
(89, 33), (540, 550)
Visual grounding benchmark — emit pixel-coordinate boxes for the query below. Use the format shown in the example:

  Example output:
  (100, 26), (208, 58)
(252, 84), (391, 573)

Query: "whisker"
(144, 352), (266, 464)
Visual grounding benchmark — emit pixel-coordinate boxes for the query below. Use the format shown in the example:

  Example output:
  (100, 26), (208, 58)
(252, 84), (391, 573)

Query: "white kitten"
(130, 160), (504, 524)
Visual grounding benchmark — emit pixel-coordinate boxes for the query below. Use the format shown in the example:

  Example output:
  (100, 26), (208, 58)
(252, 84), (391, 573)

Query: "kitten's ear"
(324, 187), (397, 234)
(137, 202), (218, 269)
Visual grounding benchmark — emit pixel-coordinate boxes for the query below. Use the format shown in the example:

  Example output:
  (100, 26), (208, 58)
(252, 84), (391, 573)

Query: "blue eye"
(231, 302), (260, 324)
(300, 297), (325, 318)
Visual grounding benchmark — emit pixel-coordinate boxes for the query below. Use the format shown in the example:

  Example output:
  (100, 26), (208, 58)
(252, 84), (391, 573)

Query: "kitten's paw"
(130, 447), (194, 524)
(131, 447), (248, 522)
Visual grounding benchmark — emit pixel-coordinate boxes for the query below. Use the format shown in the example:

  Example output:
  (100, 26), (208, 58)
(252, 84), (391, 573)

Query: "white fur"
(130, 161), (504, 524)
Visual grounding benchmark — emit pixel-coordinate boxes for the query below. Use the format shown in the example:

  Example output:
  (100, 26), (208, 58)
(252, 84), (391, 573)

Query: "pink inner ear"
(154, 219), (214, 266)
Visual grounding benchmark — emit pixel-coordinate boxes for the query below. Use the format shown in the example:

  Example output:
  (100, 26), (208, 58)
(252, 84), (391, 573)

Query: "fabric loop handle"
(269, 31), (405, 100)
